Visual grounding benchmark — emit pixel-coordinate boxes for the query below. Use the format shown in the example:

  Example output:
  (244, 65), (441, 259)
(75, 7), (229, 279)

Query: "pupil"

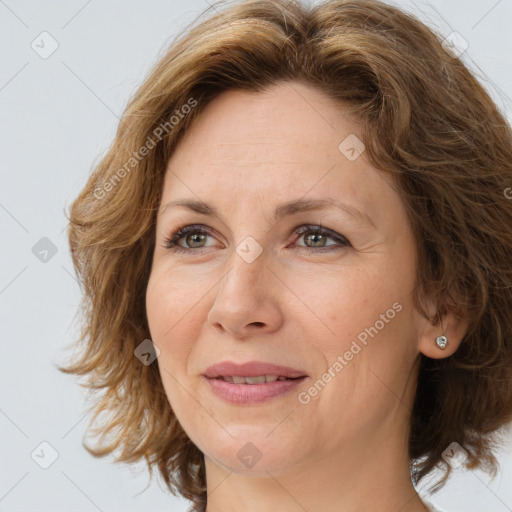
(188, 233), (205, 247)
(307, 233), (325, 247)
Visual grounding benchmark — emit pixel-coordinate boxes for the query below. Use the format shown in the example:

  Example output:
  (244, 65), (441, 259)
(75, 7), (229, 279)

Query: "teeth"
(219, 375), (289, 384)
(245, 376), (267, 384)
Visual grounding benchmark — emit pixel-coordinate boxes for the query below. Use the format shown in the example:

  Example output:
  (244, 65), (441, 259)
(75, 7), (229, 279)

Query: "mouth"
(203, 374), (308, 405)
(201, 361), (308, 404)
(212, 375), (304, 384)
(202, 360), (308, 380)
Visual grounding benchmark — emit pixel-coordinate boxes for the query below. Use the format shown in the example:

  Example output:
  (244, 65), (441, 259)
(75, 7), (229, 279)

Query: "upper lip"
(202, 361), (308, 379)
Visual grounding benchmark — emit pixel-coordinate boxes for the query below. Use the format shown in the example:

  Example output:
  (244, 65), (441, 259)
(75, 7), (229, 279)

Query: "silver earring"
(435, 335), (448, 349)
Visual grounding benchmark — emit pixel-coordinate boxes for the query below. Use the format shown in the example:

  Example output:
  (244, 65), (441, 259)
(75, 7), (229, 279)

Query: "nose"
(207, 249), (284, 339)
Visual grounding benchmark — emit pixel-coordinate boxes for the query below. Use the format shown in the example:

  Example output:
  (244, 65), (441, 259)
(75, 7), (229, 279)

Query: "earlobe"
(417, 306), (468, 360)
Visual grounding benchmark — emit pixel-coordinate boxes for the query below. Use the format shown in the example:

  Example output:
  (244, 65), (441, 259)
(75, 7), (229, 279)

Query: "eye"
(162, 224), (217, 253)
(161, 223), (351, 254)
(293, 225), (351, 254)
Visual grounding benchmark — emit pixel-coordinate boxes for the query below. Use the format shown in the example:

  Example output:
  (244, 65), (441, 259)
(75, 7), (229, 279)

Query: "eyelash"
(161, 223), (351, 255)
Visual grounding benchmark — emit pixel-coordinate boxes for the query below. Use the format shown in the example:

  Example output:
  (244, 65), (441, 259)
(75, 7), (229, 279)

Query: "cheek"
(146, 264), (200, 335)
(145, 269), (198, 365)
(288, 257), (416, 392)
(145, 271), (199, 415)
(287, 264), (402, 343)
(146, 271), (170, 340)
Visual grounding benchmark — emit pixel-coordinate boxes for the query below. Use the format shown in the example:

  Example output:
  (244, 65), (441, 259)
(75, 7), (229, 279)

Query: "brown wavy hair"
(57, 0), (512, 510)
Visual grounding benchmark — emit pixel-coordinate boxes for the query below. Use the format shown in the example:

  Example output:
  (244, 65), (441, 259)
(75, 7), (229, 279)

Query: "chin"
(201, 430), (303, 475)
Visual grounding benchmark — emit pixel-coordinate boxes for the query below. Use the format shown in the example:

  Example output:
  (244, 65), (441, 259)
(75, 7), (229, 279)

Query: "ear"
(417, 303), (468, 359)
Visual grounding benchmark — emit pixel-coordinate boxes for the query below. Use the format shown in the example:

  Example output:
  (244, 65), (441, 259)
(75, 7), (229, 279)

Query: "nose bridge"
(206, 233), (285, 336)
(216, 194), (287, 300)
(220, 235), (268, 300)
(220, 198), (272, 275)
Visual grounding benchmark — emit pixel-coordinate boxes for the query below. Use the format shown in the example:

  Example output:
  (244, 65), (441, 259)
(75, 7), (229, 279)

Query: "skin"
(145, 80), (468, 512)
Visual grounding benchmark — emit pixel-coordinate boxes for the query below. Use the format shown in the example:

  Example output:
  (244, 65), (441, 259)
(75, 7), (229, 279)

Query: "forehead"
(170, 82), (362, 163)
(160, 81), (398, 223)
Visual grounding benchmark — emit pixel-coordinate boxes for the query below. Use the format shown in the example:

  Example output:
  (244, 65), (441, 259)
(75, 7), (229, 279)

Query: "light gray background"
(1, 0), (511, 511)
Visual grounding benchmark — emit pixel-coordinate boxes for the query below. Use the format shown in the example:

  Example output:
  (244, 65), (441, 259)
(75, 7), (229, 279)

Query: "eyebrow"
(159, 197), (376, 228)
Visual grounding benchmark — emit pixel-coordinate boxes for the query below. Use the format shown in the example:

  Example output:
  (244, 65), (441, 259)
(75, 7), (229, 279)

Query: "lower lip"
(203, 376), (307, 405)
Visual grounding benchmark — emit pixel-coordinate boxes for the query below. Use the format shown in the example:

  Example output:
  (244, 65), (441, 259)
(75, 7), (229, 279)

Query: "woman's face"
(146, 80), (426, 476)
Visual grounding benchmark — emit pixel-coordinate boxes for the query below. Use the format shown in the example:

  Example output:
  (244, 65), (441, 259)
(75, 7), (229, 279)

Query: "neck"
(203, 414), (430, 512)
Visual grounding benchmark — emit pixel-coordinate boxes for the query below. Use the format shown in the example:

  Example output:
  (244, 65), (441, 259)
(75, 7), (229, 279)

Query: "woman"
(58, 1), (512, 511)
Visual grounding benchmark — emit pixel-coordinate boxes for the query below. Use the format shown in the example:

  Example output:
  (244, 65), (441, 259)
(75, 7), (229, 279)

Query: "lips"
(202, 361), (308, 380)
(203, 363), (308, 404)
(217, 375), (296, 384)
